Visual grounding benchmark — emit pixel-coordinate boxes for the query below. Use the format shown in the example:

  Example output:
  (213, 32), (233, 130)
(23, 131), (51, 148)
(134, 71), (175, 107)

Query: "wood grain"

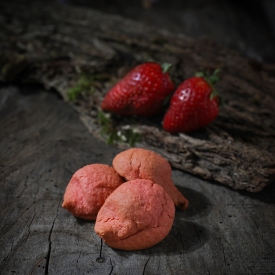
(0, 1), (274, 192)
(1, 86), (275, 274)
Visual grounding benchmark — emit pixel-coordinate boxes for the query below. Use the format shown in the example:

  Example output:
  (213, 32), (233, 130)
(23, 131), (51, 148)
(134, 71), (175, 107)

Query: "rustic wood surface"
(1, 0), (275, 192)
(1, 86), (275, 274)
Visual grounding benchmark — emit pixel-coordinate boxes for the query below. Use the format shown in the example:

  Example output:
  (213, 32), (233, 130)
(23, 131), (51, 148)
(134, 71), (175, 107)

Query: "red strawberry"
(162, 71), (220, 133)
(101, 62), (175, 116)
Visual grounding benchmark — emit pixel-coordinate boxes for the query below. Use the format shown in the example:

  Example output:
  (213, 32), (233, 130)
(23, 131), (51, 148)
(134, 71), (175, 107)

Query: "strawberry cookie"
(62, 164), (124, 220)
(94, 179), (175, 250)
(112, 148), (189, 210)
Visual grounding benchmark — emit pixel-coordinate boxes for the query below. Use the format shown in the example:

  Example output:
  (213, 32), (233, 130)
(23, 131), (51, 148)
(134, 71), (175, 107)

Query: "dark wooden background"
(70, 0), (275, 62)
(1, 0), (275, 274)
(1, 0), (275, 191)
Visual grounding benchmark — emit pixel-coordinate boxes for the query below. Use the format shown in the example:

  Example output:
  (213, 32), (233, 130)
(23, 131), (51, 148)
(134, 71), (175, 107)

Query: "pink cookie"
(94, 179), (175, 250)
(62, 164), (124, 220)
(112, 148), (189, 210)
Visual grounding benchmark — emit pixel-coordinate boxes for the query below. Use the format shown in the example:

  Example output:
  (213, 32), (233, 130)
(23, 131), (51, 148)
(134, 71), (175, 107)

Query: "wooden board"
(1, 86), (275, 274)
(1, 1), (275, 192)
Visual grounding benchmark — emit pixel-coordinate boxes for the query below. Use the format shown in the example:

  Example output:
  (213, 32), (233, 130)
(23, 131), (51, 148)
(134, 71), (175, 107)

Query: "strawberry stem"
(210, 89), (219, 100)
(195, 69), (221, 102)
(195, 69), (220, 85)
(207, 69), (220, 85)
(161, 63), (172, 73)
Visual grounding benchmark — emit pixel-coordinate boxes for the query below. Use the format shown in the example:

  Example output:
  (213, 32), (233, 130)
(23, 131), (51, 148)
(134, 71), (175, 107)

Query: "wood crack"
(108, 258), (114, 275)
(142, 256), (151, 275)
(44, 202), (59, 275)
(220, 238), (232, 275)
(97, 239), (104, 260)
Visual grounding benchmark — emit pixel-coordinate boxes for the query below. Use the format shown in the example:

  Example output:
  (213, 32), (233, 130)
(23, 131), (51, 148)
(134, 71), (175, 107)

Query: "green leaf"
(161, 63), (173, 73)
(67, 74), (97, 101)
(195, 69), (222, 104)
(68, 86), (82, 101)
(97, 111), (141, 147)
(195, 72), (205, 78)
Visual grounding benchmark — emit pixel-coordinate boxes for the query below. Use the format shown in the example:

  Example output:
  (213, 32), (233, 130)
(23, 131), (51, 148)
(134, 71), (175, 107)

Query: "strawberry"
(162, 71), (220, 133)
(101, 62), (175, 116)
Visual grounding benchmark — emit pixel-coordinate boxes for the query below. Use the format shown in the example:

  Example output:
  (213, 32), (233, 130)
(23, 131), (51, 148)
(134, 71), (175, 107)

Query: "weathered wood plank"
(1, 86), (275, 274)
(0, 0), (274, 191)
(0, 86), (119, 274)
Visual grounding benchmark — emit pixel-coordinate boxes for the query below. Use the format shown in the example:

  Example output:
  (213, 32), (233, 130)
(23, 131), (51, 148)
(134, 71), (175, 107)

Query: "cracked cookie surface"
(94, 179), (175, 250)
(113, 148), (189, 210)
(62, 164), (125, 220)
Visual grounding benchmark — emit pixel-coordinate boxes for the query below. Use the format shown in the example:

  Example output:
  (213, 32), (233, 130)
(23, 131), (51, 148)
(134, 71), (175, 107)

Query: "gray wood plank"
(1, 86), (275, 274)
